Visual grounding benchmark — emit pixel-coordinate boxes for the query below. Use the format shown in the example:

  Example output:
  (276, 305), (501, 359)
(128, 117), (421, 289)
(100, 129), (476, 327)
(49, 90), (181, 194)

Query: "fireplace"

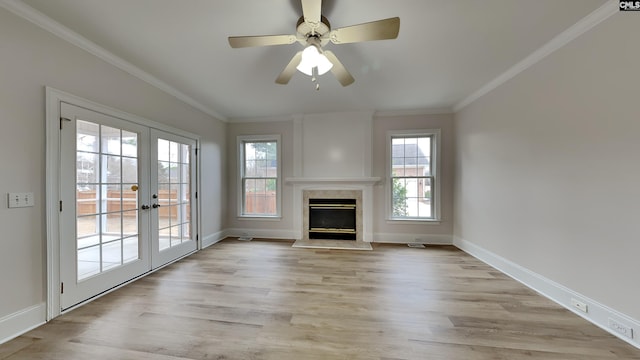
(309, 198), (356, 240)
(299, 189), (366, 242)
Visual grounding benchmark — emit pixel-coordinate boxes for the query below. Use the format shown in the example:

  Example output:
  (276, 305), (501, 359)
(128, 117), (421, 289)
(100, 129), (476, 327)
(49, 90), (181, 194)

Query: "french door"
(59, 103), (197, 310)
(150, 130), (198, 268)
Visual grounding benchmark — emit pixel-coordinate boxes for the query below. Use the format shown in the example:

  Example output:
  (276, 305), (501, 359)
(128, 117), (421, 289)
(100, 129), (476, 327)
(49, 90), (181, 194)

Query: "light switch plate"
(8, 192), (34, 208)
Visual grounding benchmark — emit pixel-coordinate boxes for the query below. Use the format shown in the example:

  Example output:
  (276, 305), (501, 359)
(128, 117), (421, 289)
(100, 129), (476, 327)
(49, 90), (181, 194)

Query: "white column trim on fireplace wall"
(292, 115), (303, 178)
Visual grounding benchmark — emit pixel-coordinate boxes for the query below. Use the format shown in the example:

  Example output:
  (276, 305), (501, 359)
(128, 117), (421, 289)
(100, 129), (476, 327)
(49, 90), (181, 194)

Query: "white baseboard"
(454, 236), (640, 350)
(221, 229), (454, 245)
(225, 228), (296, 240)
(201, 231), (227, 248)
(0, 303), (46, 345)
(373, 233), (452, 245)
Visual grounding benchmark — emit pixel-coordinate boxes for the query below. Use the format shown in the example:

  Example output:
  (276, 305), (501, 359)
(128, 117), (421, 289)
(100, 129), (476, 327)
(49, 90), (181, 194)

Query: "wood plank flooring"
(2, 239), (639, 359)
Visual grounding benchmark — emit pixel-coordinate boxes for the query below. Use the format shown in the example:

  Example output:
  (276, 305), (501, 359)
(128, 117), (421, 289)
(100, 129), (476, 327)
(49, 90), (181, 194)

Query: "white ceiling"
(17, 0), (607, 120)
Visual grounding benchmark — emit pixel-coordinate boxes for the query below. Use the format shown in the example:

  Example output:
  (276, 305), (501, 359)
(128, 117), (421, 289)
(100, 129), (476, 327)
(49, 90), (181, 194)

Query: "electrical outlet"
(7, 192), (34, 208)
(571, 298), (588, 313)
(609, 318), (634, 339)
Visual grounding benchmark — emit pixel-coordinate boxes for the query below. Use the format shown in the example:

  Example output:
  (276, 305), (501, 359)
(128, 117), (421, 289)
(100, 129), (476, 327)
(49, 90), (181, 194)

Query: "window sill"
(237, 215), (282, 221)
(386, 218), (441, 225)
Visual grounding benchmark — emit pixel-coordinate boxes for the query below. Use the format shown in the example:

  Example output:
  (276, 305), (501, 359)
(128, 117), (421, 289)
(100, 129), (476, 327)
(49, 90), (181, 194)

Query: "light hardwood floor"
(2, 239), (639, 359)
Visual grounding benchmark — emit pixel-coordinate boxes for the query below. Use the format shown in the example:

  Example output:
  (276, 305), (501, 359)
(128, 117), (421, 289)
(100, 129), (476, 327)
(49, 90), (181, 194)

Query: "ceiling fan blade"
(329, 17), (400, 44)
(276, 51), (303, 85)
(228, 34), (297, 48)
(324, 51), (354, 86)
(301, 0), (322, 27)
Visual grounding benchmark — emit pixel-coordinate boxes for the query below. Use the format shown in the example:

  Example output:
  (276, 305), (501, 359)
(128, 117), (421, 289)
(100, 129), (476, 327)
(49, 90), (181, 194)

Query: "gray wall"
(0, 7), (226, 326)
(454, 13), (640, 321)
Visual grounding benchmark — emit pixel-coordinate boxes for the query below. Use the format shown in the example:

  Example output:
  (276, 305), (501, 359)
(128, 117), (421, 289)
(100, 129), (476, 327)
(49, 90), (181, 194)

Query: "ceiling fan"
(228, 0), (400, 88)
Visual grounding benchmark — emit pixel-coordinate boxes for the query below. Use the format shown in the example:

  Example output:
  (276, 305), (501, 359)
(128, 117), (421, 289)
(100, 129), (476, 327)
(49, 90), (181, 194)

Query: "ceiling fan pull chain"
(312, 66), (320, 90)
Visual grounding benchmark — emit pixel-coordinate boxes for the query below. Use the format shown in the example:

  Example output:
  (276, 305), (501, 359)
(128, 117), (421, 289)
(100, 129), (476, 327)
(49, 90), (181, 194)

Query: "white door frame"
(45, 87), (201, 319)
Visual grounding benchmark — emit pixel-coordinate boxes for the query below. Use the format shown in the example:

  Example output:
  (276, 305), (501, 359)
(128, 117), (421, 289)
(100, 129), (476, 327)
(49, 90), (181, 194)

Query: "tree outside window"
(390, 133), (436, 220)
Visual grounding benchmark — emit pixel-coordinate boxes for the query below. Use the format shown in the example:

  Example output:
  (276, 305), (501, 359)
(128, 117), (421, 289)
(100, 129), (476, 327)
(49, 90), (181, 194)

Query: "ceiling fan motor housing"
(296, 15), (331, 46)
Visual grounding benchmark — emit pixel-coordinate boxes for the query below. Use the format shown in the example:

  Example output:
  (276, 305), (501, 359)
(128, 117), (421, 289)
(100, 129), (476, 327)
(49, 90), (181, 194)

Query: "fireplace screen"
(308, 198), (356, 240)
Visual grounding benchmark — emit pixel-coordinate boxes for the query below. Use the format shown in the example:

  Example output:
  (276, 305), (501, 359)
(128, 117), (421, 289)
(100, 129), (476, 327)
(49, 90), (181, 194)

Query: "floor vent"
(407, 243), (425, 248)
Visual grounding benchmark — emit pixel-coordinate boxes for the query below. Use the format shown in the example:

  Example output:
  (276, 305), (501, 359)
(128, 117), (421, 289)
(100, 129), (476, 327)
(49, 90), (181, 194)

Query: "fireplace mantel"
(285, 177), (380, 186)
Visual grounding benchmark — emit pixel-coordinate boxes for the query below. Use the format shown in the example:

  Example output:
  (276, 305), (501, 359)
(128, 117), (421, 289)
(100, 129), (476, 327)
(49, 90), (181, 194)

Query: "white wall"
(454, 11), (640, 325)
(0, 7), (225, 339)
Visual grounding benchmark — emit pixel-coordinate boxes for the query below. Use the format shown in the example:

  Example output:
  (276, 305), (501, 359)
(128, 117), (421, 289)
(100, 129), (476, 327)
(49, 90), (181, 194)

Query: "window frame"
(386, 129), (441, 222)
(237, 134), (282, 219)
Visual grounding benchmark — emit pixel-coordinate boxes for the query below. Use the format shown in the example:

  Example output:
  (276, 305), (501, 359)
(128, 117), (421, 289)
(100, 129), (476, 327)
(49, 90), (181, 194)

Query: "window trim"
(237, 134), (282, 219)
(386, 129), (441, 222)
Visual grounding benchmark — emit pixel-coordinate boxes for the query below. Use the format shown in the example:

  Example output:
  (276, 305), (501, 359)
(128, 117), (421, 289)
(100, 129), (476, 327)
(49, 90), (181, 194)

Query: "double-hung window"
(389, 130), (440, 221)
(238, 135), (281, 218)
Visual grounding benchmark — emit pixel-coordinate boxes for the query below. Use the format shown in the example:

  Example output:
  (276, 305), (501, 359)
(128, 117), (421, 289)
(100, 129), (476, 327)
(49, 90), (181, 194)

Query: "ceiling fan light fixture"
(296, 44), (333, 76)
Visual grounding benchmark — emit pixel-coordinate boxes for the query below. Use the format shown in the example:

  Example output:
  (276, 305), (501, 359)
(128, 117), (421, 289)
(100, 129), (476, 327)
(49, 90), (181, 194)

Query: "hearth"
(309, 198), (356, 240)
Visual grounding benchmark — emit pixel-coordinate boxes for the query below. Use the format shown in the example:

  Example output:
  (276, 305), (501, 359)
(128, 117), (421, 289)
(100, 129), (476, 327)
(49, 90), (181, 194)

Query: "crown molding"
(374, 107), (453, 117)
(0, 0), (227, 122)
(228, 114), (296, 123)
(453, 0), (618, 112)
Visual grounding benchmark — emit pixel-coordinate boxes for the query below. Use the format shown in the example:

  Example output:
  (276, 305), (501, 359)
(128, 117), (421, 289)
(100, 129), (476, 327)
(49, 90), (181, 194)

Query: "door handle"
(141, 204), (150, 210)
(152, 203), (161, 208)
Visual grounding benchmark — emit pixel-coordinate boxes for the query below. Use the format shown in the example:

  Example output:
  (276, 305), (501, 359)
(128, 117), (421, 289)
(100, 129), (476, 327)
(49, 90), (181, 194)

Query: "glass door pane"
(151, 130), (197, 268)
(75, 121), (141, 280)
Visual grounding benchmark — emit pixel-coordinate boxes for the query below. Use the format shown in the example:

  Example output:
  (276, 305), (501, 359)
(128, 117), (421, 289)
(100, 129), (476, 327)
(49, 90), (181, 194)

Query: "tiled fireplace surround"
(304, 190), (361, 241)
(288, 180), (378, 243)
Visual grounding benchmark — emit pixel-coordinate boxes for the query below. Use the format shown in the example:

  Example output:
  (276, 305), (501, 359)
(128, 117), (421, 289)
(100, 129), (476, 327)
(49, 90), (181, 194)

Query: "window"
(238, 135), (281, 217)
(388, 130), (440, 221)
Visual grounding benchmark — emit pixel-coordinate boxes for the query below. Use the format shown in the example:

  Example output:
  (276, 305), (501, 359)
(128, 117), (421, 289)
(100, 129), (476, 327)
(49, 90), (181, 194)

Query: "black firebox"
(308, 198), (356, 240)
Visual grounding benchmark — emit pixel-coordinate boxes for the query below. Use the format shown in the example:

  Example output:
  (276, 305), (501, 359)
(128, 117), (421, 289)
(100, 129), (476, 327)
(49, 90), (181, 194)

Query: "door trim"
(45, 87), (201, 320)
